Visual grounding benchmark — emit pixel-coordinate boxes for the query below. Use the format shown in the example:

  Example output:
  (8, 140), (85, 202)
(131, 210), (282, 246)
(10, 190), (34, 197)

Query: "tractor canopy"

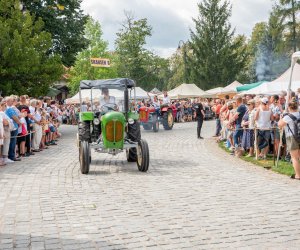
(80, 78), (135, 90)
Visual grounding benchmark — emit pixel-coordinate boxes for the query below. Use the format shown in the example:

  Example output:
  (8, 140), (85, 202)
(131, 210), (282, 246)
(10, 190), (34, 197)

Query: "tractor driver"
(147, 92), (160, 108)
(99, 88), (116, 106)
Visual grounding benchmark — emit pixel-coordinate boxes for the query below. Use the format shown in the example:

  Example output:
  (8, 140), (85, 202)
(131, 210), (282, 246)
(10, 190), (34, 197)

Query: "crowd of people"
(141, 89), (300, 181)
(0, 95), (63, 166)
(210, 90), (300, 180)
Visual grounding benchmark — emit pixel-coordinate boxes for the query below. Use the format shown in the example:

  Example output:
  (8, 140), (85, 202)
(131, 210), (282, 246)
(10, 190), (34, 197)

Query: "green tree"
(68, 17), (118, 95)
(138, 53), (171, 91)
(0, 0), (63, 96)
(168, 51), (185, 89)
(277, 0), (300, 52)
(22, 0), (88, 66)
(188, 0), (248, 90)
(115, 12), (153, 89)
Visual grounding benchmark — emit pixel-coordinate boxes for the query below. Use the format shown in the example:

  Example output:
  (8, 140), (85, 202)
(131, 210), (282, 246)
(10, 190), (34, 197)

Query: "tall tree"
(0, 0), (63, 96)
(278, 0), (300, 52)
(188, 0), (248, 90)
(115, 12), (153, 89)
(168, 50), (185, 89)
(68, 17), (118, 94)
(22, 0), (88, 66)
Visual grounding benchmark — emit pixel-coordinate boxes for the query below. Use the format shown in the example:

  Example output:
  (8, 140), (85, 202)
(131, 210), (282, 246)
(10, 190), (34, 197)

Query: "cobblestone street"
(0, 121), (300, 249)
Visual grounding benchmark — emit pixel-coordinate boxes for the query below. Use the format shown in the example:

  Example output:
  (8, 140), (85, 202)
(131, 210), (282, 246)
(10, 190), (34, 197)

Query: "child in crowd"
(17, 109), (28, 157)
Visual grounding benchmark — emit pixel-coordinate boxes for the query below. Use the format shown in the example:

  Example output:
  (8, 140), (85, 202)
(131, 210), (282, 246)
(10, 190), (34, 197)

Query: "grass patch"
(218, 142), (294, 177)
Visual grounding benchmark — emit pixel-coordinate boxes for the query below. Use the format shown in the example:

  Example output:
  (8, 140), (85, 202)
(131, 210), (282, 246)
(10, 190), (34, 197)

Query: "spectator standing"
(0, 113), (4, 166)
(194, 98), (205, 139)
(31, 100), (43, 152)
(5, 97), (21, 161)
(17, 109), (28, 157)
(212, 99), (222, 137)
(231, 97), (247, 149)
(0, 102), (13, 164)
(270, 95), (283, 157)
(278, 99), (300, 180)
(241, 99), (255, 157)
(18, 95), (32, 157)
(255, 97), (273, 159)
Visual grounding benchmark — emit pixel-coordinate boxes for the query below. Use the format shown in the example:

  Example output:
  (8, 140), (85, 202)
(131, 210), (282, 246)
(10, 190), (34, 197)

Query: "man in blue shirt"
(231, 97), (247, 149)
(5, 97), (21, 161)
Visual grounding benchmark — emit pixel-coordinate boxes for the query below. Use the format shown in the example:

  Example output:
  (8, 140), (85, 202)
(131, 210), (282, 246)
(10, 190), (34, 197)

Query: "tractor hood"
(101, 111), (125, 124)
(101, 111), (126, 149)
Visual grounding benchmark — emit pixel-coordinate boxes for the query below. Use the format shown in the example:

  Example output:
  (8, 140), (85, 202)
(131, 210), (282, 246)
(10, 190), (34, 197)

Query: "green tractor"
(77, 78), (149, 174)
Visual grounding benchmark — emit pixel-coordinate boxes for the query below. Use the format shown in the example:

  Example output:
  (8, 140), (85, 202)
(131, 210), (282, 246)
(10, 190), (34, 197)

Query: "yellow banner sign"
(90, 58), (111, 68)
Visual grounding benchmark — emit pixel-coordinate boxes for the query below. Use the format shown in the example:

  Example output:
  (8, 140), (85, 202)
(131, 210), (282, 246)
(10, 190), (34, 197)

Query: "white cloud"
(81, 0), (273, 58)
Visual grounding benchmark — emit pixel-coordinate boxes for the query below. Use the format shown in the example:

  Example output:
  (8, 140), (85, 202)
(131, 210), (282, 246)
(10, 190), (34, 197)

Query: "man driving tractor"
(99, 88), (116, 106)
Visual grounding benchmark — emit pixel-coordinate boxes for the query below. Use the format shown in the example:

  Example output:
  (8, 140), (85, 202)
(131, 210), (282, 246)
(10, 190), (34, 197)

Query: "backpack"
(286, 113), (300, 143)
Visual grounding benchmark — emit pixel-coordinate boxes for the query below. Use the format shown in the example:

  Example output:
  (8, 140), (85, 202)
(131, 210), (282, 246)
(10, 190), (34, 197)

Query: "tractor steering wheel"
(100, 103), (118, 114)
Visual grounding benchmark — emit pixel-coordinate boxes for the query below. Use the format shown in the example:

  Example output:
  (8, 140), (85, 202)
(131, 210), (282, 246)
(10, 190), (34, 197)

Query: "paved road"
(0, 121), (300, 249)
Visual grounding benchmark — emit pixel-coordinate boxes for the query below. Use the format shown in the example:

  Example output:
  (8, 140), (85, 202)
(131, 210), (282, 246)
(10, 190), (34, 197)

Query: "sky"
(81, 0), (273, 58)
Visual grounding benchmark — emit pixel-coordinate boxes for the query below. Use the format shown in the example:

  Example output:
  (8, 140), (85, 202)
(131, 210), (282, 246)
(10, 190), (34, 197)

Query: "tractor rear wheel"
(127, 121), (141, 162)
(79, 141), (90, 174)
(137, 139), (149, 172)
(162, 110), (174, 130)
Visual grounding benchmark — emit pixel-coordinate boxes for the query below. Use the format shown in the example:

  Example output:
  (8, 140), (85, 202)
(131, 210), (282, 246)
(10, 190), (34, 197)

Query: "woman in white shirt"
(255, 97), (273, 159)
(278, 99), (300, 180)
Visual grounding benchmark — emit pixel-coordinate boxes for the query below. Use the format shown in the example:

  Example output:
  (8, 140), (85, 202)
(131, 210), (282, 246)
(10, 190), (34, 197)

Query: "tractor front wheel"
(79, 141), (90, 174)
(136, 139), (149, 172)
(126, 148), (137, 162)
(152, 114), (159, 132)
(142, 123), (152, 130)
(78, 121), (91, 142)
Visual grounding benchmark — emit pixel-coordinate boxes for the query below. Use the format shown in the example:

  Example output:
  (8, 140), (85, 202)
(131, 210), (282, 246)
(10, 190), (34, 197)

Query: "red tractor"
(139, 104), (177, 132)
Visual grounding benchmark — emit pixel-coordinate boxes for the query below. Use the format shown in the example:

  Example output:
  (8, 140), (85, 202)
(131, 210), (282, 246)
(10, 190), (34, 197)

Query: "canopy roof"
(207, 80), (242, 95)
(167, 83), (213, 99)
(236, 81), (266, 92)
(223, 80), (243, 91)
(134, 87), (148, 99)
(244, 63), (300, 95)
(80, 78), (135, 90)
(150, 87), (162, 94)
(66, 86), (148, 104)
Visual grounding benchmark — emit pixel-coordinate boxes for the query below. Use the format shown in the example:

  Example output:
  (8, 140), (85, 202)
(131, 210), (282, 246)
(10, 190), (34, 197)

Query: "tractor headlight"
(128, 118), (135, 125)
(94, 118), (100, 125)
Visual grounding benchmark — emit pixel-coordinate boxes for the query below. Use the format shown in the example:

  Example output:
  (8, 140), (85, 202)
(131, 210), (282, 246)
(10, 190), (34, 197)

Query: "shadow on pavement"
(0, 233), (128, 249)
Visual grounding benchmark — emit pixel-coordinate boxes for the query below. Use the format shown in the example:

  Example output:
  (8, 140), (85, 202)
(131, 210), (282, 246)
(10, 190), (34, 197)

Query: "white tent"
(206, 80), (243, 95)
(244, 63), (300, 95)
(223, 80), (243, 92)
(133, 87), (148, 99)
(167, 83), (213, 99)
(150, 87), (162, 95)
